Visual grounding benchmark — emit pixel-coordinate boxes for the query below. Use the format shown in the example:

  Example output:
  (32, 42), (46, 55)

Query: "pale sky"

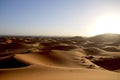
(0, 0), (120, 36)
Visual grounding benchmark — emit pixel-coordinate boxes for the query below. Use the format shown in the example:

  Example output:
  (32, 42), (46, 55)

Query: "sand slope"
(0, 65), (120, 80)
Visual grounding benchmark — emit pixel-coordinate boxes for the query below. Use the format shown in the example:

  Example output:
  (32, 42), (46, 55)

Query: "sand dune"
(0, 34), (120, 80)
(14, 49), (98, 68)
(102, 46), (120, 52)
(0, 65), (119, 80)
(0, 54), (29, 69)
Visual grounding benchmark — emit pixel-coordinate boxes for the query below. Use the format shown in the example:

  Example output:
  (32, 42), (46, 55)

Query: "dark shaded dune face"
(42, 45), (77, 51)
(41, 42), (60, 47)
(41, 41), (77, 51)
(5, 42), (25, 49)
(0, 42), (25, 52)
(0, 49), (5, 53)
(83, 47), (101, 55)
(93, 57), (120, 71)
(0, 54), (12, 58)
(51, 45), (77, 51)
(0, 37), (6, 43)
(102, 46), (120, 52)
(0, 56), (29, 69)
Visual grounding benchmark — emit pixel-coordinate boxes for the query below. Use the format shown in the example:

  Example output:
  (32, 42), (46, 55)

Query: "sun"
(89, 14), (120, 36)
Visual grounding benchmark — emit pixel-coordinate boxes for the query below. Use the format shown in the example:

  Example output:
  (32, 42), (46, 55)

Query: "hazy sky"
(0, 0), (120, 36)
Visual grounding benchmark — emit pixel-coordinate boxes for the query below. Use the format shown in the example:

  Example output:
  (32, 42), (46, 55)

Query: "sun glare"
(90, 14), (120, 36)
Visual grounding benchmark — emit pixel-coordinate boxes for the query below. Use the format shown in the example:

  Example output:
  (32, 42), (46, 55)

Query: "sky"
(0, 0), (120, 37)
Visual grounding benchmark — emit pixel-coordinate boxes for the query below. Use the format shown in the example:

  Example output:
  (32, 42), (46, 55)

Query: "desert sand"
(0, 33), (120, 80)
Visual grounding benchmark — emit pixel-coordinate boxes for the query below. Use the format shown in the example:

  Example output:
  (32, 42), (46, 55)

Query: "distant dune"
(88, 33), (120, 43)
